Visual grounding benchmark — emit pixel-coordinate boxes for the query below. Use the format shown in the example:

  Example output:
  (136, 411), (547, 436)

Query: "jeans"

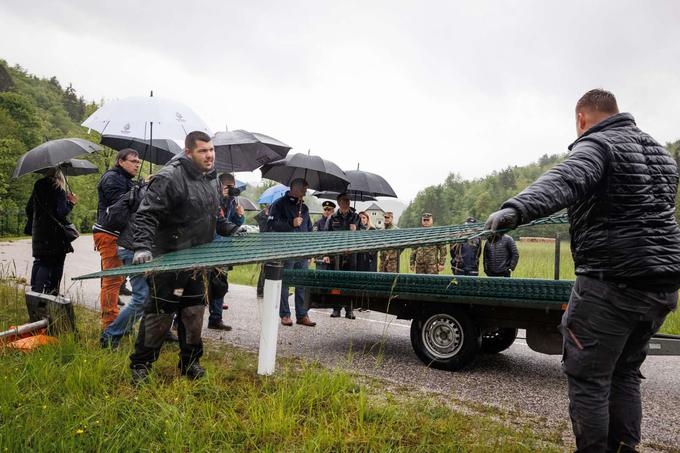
(100, 248), (149, 346)
(31, 254), (65, 295)
(561, 276), (676, 452)
(280, 259), (308, 320)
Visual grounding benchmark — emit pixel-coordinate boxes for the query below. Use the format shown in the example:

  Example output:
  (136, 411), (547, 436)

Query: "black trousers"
(256, 263), (265, 296)
(561, 276), (676, 452)
(31, 254), (66, 294)
(130, 271), (207, 372)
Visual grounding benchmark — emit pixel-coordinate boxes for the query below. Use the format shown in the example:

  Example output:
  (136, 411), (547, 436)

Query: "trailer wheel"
(481, 328), (518, 354)
(410, 308), (481, 371)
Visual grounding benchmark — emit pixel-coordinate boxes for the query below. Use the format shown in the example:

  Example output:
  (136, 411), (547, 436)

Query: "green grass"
(0, 281), (565, 452)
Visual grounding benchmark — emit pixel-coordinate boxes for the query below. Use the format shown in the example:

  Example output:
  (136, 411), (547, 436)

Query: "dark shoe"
(296, 315), (316, 327)
(117, 297), (125, 307)
(131, 367), (150, 386)
(330, 309), (341, 318)
(345, 310), (356, 320)
(256, 292), (264, 299)
(119, 284), (132, 296)
(208, 321), (232, 331)
(281, 316), (293, 326)
(182, 363), (206, 380)
(222, 304), (228, 310)
(100, 336), (120, 350)
(164, 331), (179, 343)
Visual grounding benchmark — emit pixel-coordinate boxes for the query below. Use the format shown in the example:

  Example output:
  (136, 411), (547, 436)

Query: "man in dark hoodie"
(485, 89), (680, 452)
(119, 131), (244, 384)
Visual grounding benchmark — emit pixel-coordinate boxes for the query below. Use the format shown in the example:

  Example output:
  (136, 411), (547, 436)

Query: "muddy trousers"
(561, 276), (676, 453)
(130, 272), (207, 373)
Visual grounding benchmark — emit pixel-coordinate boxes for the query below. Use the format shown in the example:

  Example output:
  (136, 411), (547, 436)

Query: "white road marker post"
(258, 262), (283, 375)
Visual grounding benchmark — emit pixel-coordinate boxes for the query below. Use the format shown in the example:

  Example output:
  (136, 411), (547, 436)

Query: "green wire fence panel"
(74, 213), (568, 280)
(283, 270), (574, 306)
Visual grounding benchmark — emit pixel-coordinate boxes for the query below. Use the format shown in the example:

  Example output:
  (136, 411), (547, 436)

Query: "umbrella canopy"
(12, 138), (102, 178)
(343, 169), (397, 198)
(82, 95), (211, 140)
(35, 158), (99, 177)
(312, 190), (377, 202)
(236, 197), (259, 212)
(100, 135), (183, 165)
(213, 129), (291, 173)
(257, 184), (289, 204)
(260, 153), (349, 192)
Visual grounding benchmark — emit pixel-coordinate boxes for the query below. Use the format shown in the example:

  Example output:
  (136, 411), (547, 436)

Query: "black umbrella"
(36, 158), (99, 176)
(100, 135), (182, 165)
(12, 138), (102, 178)
(260, 152), (349, 192)
(213, 129), (291, 173)
(343, 169), (397, 198)
(312, 190), (377, 202)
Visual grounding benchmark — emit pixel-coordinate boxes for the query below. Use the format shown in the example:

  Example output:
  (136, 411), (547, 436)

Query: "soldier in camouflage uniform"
(409, 213), (447, 274)
(379, 211), (400, 273)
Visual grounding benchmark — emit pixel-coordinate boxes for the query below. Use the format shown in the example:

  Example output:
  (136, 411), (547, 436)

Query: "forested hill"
(0, 59), (105, 233)
(399, 140), (680, 231)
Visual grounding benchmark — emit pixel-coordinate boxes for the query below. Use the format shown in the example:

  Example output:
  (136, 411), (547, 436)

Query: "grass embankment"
(0, 281), (565, 452)
(230, 241), (679, 334)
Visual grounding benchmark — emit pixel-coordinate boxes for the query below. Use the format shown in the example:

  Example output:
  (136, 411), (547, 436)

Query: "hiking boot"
(296, 315), (316, 327)
(208, 321), (232, 331)
(131, 367), (150, 386)
(330, 308), (341, 318)
(164, 331), (179, 343)
(182, 363), (206, 380)
(345, 310), (356, 320)
(281, 316), (293, 326)
(100, 336), (121, 350)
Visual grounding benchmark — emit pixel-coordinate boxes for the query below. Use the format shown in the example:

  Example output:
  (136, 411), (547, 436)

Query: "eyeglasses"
(323, 207), (334, 211)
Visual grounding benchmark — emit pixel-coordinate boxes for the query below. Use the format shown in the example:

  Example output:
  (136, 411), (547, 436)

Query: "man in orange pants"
(92, 149), (141, 328)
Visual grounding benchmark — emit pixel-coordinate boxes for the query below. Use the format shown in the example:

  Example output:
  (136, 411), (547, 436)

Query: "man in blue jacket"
(485, 89), (680, 452)
(267, 178), (316, 327)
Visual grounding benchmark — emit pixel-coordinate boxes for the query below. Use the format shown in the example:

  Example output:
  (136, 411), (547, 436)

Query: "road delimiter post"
(258, 261), (283, 375)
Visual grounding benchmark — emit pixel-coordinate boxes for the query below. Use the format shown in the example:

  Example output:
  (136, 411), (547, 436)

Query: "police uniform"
(314, 201), (335, 270)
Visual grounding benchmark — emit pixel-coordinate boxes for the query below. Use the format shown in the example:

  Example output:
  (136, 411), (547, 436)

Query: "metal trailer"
(284, 269), (680, 371)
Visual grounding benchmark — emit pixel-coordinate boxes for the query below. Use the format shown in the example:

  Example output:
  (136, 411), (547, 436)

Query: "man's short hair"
(219, 173), (235, 185)
(116, 148), (138, 165)
(290, 178), (308, 189)
(336, 192), (350, 202)
(576, 89), (619, 114)
(185, 130), (212, 150)
(384, 211), (393, 217)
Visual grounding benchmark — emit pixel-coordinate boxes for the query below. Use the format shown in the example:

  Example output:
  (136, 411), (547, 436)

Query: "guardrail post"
(258, 261), (283, 375)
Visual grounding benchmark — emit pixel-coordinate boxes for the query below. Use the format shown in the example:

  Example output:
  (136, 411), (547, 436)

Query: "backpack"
(99, 182), (147, 233)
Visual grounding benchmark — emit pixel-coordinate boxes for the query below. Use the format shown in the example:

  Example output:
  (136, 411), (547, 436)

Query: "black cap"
(322, 201), (336, 209)
(421, 212), (432, 219)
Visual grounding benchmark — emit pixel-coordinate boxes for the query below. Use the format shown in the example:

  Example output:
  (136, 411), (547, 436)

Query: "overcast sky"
(1, 0), (679, 201)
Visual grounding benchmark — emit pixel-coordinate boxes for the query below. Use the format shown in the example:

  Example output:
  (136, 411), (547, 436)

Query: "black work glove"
(132, 249), (153, 265)
(485, 207), (520, 232)
(233, 225), (248, 237)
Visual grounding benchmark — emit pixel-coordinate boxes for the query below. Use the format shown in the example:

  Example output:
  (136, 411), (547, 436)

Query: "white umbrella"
(82, 94), (211, 141)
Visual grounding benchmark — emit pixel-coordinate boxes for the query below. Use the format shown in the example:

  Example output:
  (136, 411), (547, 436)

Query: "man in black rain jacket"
(485, 89), (680, 452)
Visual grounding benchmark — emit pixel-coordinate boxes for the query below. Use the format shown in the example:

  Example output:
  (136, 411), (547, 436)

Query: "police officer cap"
(322, 200), (336, 209)
(421, 212), (433, 219)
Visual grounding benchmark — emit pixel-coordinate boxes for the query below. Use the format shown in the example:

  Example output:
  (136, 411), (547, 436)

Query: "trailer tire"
(410, 307), (481, 371)
(481, 328), (518, 354)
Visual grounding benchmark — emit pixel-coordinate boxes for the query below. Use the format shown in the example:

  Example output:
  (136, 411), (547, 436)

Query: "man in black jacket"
(482, 233), (519, 277)
(120, 131), (243, 384)
(92, 149), (141, 330)
(485, 89), (680, 452)
(266, 178), (316, 327)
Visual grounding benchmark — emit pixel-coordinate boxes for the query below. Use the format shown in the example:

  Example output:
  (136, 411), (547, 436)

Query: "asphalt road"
(2, 236), (679, 451)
